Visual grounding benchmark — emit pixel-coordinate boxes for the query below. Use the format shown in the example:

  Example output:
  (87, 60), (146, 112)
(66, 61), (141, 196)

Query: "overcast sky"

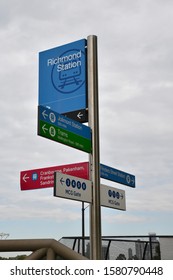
(0, 0), (173, 245)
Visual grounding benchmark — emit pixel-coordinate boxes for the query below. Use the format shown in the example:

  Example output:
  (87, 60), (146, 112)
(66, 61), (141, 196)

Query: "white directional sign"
(54, 172), (92, 203)
(101, 184), (126, 211)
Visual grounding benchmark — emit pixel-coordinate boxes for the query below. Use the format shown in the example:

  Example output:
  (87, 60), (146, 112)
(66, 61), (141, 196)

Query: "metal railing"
(60, 235), (173, 260)
(1, 235), (172, 260)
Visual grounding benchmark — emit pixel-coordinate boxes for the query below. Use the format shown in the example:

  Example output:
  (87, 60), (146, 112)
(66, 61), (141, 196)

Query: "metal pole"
(149, 235), (153, 260)
(82, 202), (85, 256)
(87, 35), (102, 260)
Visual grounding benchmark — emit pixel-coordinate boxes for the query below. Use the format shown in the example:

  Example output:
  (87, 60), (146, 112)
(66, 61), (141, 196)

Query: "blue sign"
(39, 39), (87, 114)
(100, 164), (135, 188)
(38, 105), (91, 140)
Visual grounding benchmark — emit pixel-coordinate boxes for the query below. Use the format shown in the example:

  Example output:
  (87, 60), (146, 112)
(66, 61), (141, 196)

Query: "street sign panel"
(54, 172), (92, 203)
(21, 161), (135, 191)
(100, 164), (135, 188)
(39, 39), (87, 115)
(62, 108), (88, 123)
(20, 162), (89, 191)
(101, 184), (126, 211)
(38, 106), (92, 153)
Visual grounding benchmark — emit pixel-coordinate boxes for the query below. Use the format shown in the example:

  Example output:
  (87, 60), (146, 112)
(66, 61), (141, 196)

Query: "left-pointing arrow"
(60, 178), (65, 185)
(42, 110), (48, 119)
(42, 124), (48, 133)
(77, 112), (83, 119)
(23, 173), (29, 183)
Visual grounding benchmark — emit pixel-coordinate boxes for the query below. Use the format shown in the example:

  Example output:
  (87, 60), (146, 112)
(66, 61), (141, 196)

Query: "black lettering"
(10, 269), (14, 275)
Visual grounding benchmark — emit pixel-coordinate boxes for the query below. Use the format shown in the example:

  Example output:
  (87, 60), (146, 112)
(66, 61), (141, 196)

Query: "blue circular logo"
(66, 178), (71, 187)
(108, 190), (112, 197)
(72, 180), (76, 188)
(82, 182), (86, 190)
(77, 181), (81, 189)
(108, 190), (120, 199)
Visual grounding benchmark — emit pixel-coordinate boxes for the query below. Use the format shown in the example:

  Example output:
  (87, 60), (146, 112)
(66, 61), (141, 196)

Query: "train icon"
(51, 48), (85, 94)
(58, 59), (82, 89)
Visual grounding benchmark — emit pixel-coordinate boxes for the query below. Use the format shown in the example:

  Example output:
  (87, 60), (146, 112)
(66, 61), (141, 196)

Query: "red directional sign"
(20, 162), (89, 191)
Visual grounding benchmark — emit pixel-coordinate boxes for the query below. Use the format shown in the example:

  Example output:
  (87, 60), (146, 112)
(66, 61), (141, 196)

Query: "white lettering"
(47, 50), (82, 67)
(58, 129), (68, 138)
(72, 122), (82, 130)
(57, 60), (81, 72)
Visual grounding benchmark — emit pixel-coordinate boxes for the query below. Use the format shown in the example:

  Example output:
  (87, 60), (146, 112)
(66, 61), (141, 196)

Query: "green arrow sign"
(38, 120), (92, 153)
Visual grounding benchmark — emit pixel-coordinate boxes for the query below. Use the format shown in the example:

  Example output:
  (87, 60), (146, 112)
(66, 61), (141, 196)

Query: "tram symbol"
(58, 59), (82, 89)
(51, 49), (85, 94)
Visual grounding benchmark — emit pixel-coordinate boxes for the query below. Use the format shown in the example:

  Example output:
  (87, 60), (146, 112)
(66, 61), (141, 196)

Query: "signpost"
(54, 172), (92, 203)
(20, 162), (89, 191)
(100, 164), (135, 188)
(38, 105), (92, 153)
(100, 184), (126, 211)
(20, 35), (137, 260)
(87, 35), (102, 259)
(39, 39), (88, 122)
